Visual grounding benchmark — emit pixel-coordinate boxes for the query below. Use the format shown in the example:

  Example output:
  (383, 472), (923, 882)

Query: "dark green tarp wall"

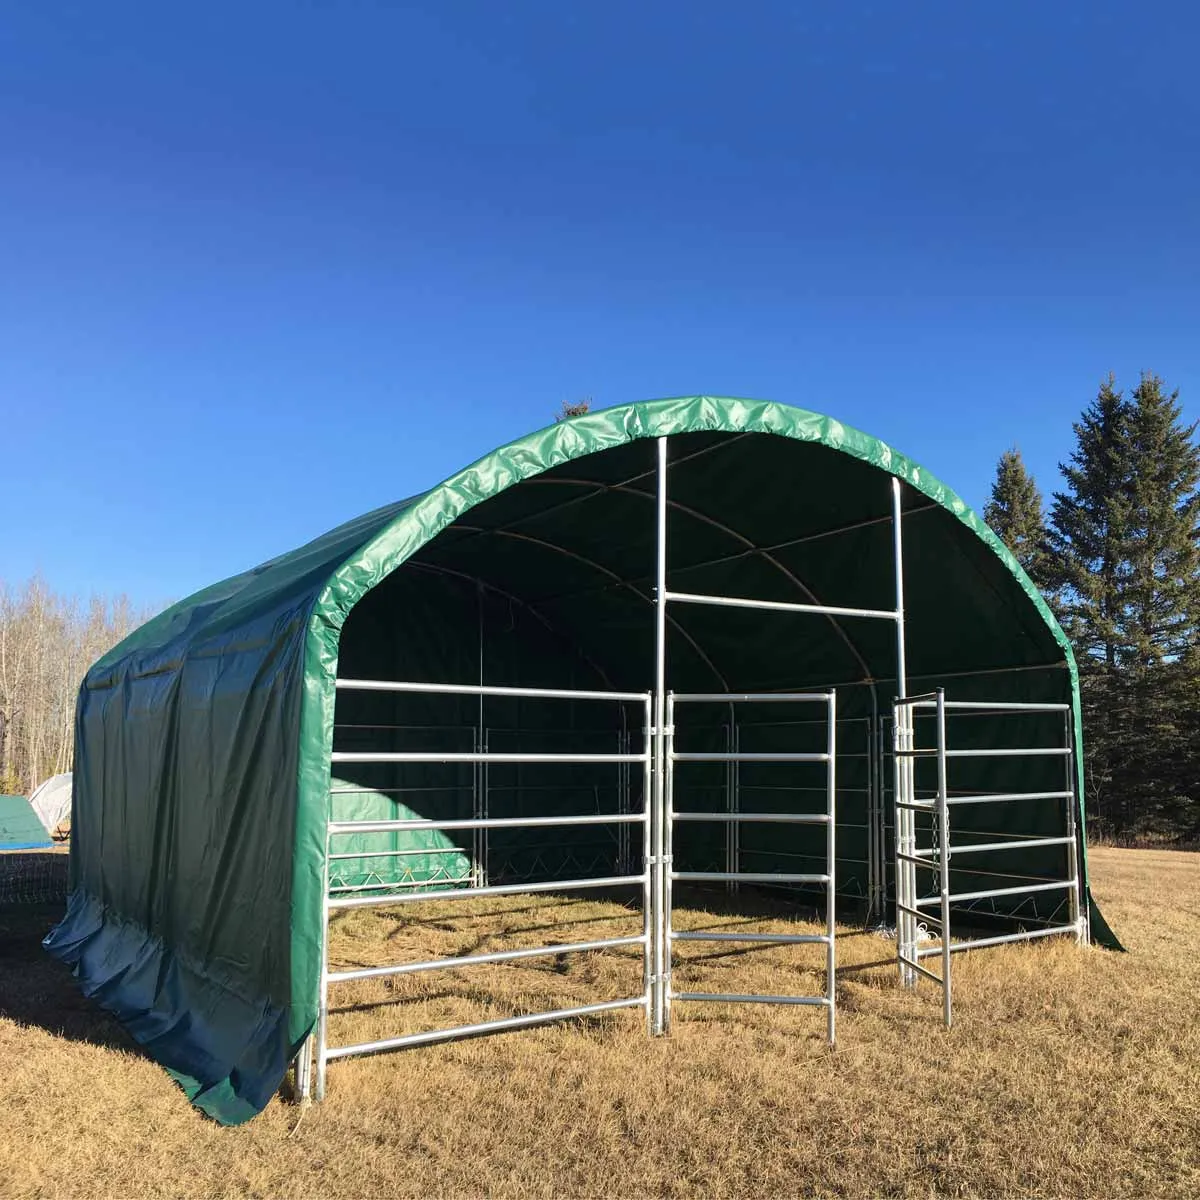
(45, 396), (1113, 1125)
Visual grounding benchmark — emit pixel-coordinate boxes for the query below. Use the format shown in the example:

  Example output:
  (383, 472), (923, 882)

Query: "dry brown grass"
(1, 846), (1197, 1199)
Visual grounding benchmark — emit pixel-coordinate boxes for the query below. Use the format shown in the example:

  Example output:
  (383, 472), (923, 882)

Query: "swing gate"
(892, 689), (1086, 1027)
(304, 680), (841, 1100)
(310, 680), (655, 1102)
(661, 691), (838, 1042)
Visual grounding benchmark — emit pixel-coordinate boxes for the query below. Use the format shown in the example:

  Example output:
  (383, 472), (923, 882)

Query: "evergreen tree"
(1047, 374), (1200, 838)
(983, 447), (1048, 581)
(1045, 377), (1134, 834)
(1123, 373), (1200, 665)
(1045, 375), (1133, 670)
(1120, 374), (1200, 834)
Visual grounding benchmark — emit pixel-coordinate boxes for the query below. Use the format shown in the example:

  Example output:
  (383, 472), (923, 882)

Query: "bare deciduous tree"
(0, 577), (153, 794)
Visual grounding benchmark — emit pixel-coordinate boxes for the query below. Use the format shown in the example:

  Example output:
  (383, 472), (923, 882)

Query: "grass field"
(1, 846), (1197, 1198)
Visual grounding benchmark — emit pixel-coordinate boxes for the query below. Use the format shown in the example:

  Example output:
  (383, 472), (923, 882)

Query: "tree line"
(0, 578), (149, 796)
(983, 373), (1199, 842)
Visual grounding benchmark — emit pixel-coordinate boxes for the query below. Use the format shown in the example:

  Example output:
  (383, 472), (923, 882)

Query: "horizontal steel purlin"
(672, 811), (829, 824)
(912, 878), (1078, 905)
(670, 691), (834, 704)
(906, 699), (1070, 712)
(670, 931), (831, 945)
(325, 997), (647, 1060)
(328, 934), (647, 982)
(671, 871), (830, 885)
(327, 874), (646, 910)
(893, 747), (1070, 758)
(331, 751), (648, 764)
(671, 751), (830, 763)
(329, 813), (644, 835)
(915, 924), (1077, 957)
(945, 791), (1073, 806)
(916, 835), (1074, 856)
(670, 991), (831, 1006)
(665, 590), (900, 622)
(336, 678), (649, 703)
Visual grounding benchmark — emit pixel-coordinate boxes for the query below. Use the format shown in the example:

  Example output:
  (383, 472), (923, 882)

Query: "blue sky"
(4, 1), (1197, 605)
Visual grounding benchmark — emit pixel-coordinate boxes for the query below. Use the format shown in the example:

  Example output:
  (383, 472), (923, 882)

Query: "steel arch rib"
(449, 525), (730, 690)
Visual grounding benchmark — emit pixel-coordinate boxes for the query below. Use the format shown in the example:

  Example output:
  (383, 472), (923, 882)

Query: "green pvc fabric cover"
(328, 779), (472, 891)
(44, 396), (1113, 1126)
(0, 794), (52, 849)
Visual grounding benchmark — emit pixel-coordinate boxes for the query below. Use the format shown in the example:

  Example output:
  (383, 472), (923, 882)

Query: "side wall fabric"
(44, 504), (415, 1123)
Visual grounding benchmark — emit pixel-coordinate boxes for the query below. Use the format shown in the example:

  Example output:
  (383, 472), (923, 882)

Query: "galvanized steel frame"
(892, 689), (1087, 1027)
(665, 689), (838, 1043)
(312, 680), (653, 1100)
(294, 433), (1086, 1099)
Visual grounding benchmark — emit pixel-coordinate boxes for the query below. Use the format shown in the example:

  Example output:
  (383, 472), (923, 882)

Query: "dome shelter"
(46, 397), (1115, 1125)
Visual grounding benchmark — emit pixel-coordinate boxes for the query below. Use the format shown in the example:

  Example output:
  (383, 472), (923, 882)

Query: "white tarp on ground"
(29, 773), (72, 836)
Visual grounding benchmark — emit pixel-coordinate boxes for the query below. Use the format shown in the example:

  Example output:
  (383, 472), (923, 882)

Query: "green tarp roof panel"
(44, 396), (1115, 1125)
(0, 794), (53, 850)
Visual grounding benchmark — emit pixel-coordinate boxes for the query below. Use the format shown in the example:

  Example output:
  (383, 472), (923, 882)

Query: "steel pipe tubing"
(325, 997), (647, 1061)
(328, 873), (645, 910)
(328, 935), (647, 982)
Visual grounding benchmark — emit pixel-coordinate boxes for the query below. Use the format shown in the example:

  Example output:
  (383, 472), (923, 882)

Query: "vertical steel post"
(891, 477), (908, 710)
(731, 724), (741, 896)
(473, 727), (483, 887)
(482, 730), (490, 885)
(878, 709), (888, 925)
(624, 715), (633, 878)
(866, 703), (877, 922)
(893, 703), (909, 983)
(476, 584), (485, 887)
(724, 720), (733, 892)
(891, 476), (915, 985)
(315, 821), (332, 1100)
(295, 1033), (313, 1102)
(651, 435), (669, 1035)
(1064, 708), (1085, 944)
(826, 689), (838, 1046)
(641, 694), (655, 1032)
(936, 688), (952, 1028)
(664, 691), (676, 1033)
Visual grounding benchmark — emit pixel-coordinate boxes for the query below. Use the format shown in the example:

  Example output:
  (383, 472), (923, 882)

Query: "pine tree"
(1121, 374), (1200, 834)
(1047, 374), (1200, 838)
(1046, 377), (1134, 835)
(983, 447), (1048, 581)
(1124, 373), (1200, 664)
(1045, 375), (1134, 670)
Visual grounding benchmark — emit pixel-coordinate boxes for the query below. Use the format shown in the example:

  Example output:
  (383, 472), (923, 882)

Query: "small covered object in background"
(28, 773), (72, 841)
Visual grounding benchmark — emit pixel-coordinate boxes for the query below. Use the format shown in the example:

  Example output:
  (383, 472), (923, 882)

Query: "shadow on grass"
(0, 900), (142, 1057)
(2, 878), (889, 1062)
